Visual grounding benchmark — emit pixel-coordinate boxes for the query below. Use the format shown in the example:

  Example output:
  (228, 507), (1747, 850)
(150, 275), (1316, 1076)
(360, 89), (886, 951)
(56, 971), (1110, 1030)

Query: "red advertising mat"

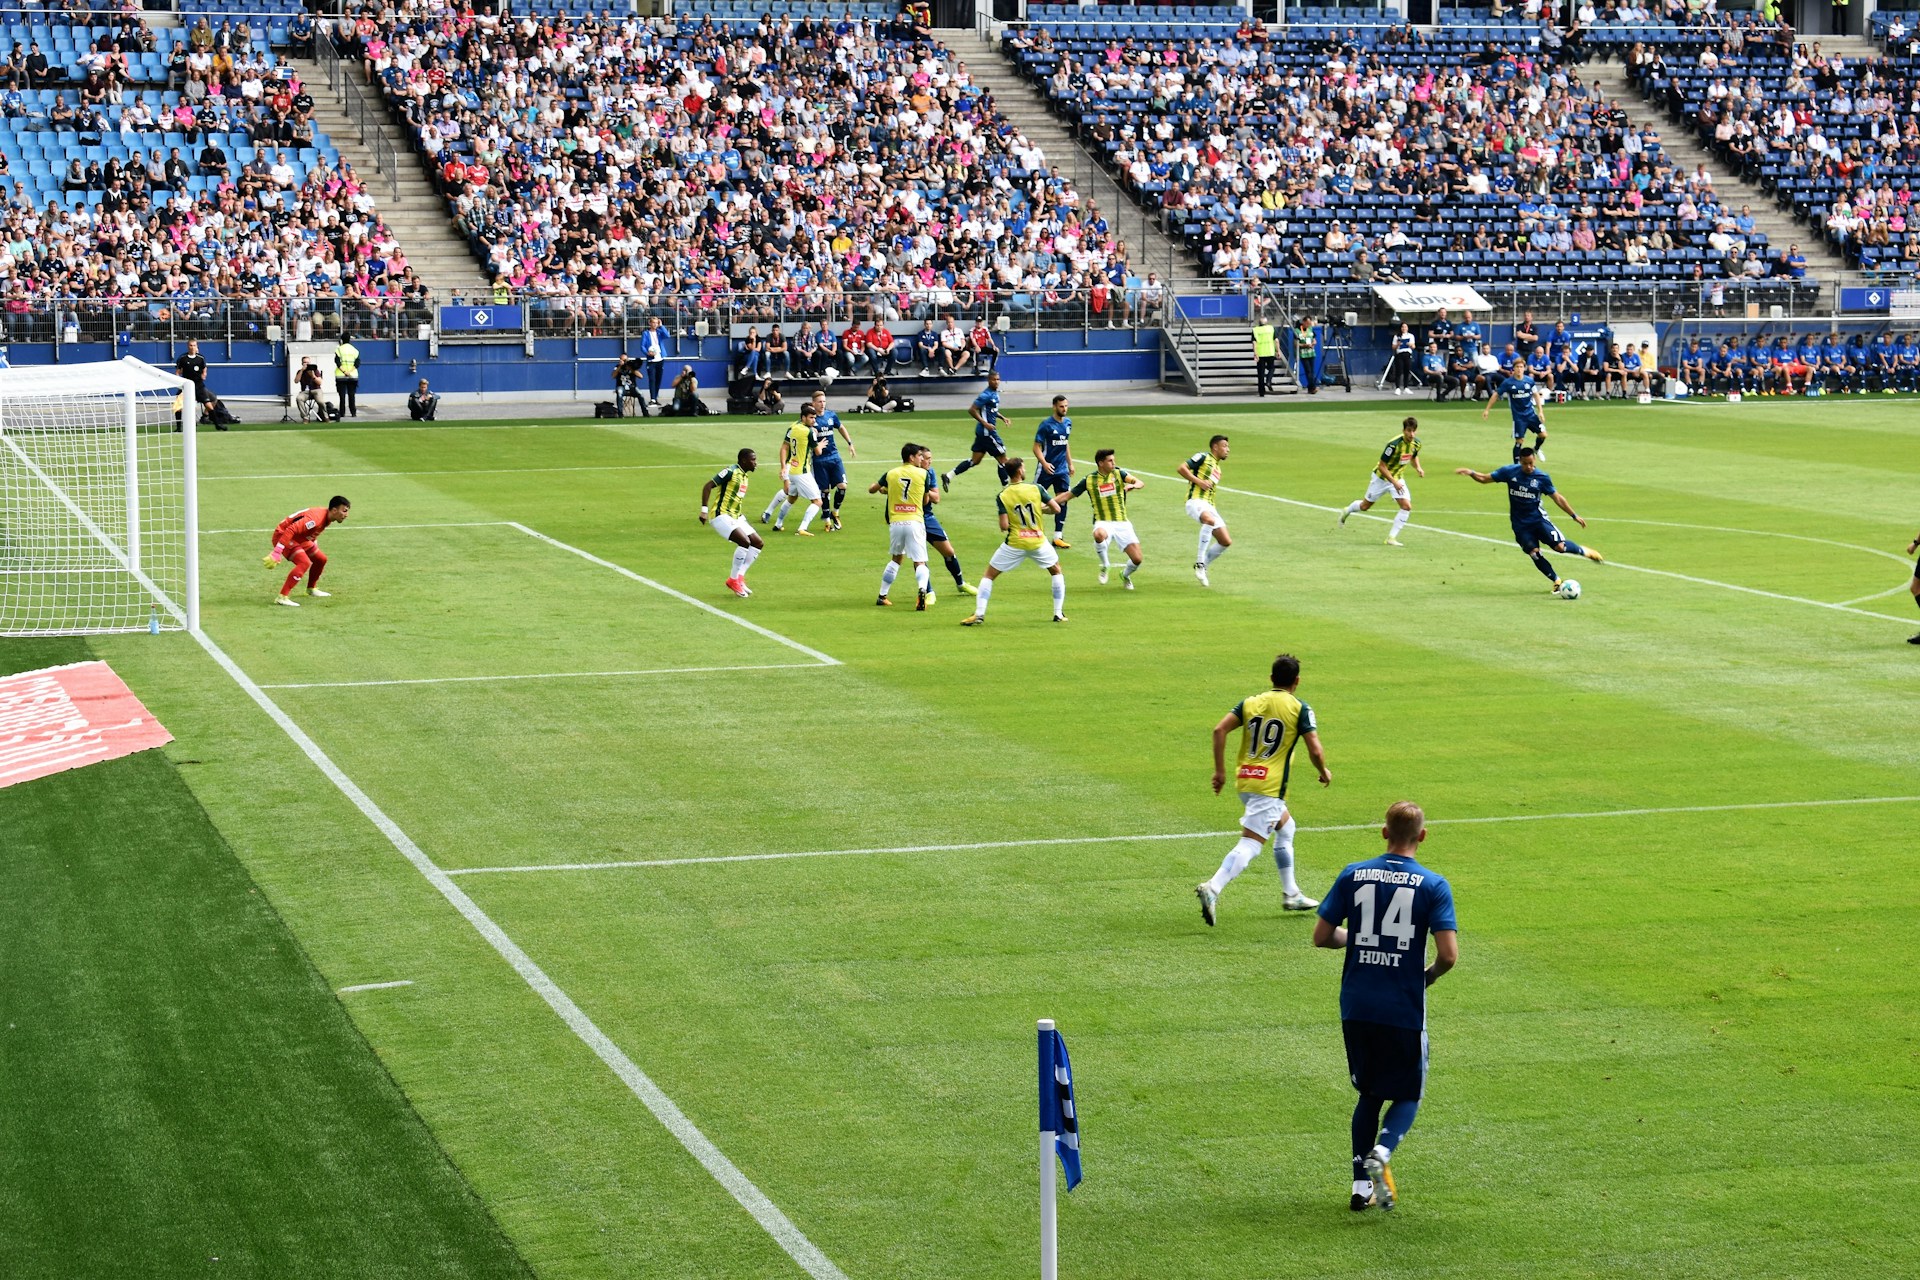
(0, 660), (174, 790)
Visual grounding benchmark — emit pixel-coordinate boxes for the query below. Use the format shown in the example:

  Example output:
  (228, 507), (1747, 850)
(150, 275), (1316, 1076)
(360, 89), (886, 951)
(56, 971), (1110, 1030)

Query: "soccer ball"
(1558, 579), (1582, 600)
(819, 367), (839, 388)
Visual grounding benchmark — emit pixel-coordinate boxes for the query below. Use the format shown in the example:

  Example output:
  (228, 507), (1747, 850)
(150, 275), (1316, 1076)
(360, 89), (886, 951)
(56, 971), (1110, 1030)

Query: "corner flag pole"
(1038, 1018), (1058, 1280)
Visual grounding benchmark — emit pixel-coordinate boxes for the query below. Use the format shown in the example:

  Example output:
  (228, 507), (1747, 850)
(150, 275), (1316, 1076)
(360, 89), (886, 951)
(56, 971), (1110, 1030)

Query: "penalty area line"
(445, 794), (1920, 876)
(338, 980), (415, 994)
(262, 662), (834, 690)
(187, 627), (851, 1280)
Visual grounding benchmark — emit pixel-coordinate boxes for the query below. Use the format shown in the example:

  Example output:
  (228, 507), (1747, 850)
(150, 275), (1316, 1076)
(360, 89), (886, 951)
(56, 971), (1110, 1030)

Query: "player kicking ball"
(1337, 416), (1424, 545)
(1195, 652), (1331, 924)
(1455, 448), (1602, 593)
(701, 448), (765, 597)
(869, 443), (934, 609)
(1063, 448), (1145, 587)
(266, 496), (350, 606)
(960, 457), (1067, 625)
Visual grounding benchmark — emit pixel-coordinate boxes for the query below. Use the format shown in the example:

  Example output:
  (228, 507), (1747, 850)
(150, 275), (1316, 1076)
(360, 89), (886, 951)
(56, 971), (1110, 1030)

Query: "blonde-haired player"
(1337, 416), (1425, 545)
(1178, 434), (1232, 585)
(868, 442), (933, 609)
(1195, 652), (1332, 926)
(960, 457), (1067, 625)
(760, 403), (825, 534)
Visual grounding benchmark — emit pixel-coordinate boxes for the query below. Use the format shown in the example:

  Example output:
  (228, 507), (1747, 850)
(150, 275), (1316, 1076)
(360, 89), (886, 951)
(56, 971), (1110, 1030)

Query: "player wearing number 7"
(1195, 652), (1331, 925)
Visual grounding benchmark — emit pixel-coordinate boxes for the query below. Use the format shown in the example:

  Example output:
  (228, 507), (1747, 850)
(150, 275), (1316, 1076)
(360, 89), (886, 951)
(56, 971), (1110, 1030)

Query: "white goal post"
(0, 357), (198, 636)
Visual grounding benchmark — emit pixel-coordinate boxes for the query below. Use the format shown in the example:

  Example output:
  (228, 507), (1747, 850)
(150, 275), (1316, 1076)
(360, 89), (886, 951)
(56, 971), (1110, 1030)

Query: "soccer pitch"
(6, 397), (1919, 1279)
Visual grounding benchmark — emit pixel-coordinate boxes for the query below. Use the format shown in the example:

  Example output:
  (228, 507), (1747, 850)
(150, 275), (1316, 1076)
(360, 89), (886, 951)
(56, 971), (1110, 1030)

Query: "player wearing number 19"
(1313, 801), (1457, 1213)
(959, 457), (1067, 626)
(1194, 653), (1331, 926)
(869, 443), (933, 609)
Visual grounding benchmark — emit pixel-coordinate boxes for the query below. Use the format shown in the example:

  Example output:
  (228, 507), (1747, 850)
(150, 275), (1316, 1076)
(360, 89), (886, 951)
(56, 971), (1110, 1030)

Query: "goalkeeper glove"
(263, 545), (285, 568)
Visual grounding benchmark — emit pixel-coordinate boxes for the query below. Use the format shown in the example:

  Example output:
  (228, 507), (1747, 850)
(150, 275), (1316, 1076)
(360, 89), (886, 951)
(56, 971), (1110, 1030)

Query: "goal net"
(0, 358), (197, 635)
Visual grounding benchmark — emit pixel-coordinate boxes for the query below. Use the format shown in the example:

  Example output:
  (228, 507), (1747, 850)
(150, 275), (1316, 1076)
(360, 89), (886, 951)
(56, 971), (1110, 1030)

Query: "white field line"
(1410, 512), (1915, 568)
(264, 662), (832, 691)
(1136, 472), (1919, 626)
(338, 980), (415, 994)
(1839, 584), (1918, 607)
(204, 464), (713, 481)
(507, 522), (842, 666)
(445, 794), (1920, 876)
(201, 521), (514, 535)
(188, 626), (850, 1280)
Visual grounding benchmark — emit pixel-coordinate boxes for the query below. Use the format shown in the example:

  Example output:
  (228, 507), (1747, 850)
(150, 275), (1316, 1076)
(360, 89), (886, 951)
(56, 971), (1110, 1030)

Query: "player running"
(941, 371), (1007, 488)
(920, 449), (974, 595)
(1195, 651), (1331, 926)
(807, 390), (858, 530)
(1484, 355), (1547, 462)
(869, 442), (933, 609)
(1178, 434), (1232, 586)
(266, 496), (351, 607)
(760, 404), (825, 535)
(1337, 416), (1425, 545)
(1065, 448), (1144, 587)
(1905, 526), (1920, 645)
(1313, 800), (1458, 1213)
(1455, 448), (1603, 593)
(960, 457), (1067, 626)
(1032, 394), (1075, 547)
(701, 448), (765, 598)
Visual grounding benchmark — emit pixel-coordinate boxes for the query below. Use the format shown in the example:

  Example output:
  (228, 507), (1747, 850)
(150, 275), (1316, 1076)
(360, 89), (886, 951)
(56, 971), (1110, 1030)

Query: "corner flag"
(1039, 1021), (1082, 1190)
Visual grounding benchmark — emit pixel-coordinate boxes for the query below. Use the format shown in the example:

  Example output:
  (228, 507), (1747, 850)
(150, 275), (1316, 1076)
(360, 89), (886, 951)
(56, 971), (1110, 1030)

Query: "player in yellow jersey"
(1337, 416), (1425, 546)
(1195, 652), (1333, 926)
(1178, 434), (1232, 586)
(960, 457), (1068, 625)
(760, 403), (825, 535)
(1064, 448), (1145, 587)
(699, 447), (765, 598)
(867, 442), (933, 609)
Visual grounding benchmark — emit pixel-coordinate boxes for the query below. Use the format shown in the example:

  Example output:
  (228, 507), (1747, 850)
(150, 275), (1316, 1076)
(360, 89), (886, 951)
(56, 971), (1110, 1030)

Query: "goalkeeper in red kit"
(266, 496), (351, 607)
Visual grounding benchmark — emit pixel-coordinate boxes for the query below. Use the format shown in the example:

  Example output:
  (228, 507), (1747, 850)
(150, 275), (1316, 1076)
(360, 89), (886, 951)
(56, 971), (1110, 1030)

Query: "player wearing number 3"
(1195, 652), (1331, 925)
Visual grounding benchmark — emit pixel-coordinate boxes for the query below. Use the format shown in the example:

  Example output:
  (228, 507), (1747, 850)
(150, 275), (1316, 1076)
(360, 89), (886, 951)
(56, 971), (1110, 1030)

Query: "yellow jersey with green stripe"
(1071, 468), (1137, 522)
(709, 466), (750, 519)
(1229, 688), (1315, 798)
(1186, 451), (1222, 505)
(1379, 435), (1421, 479)
(879, 464), (928, 524)
(785, 421), (813, 476)
(997, 481), (1048, 549)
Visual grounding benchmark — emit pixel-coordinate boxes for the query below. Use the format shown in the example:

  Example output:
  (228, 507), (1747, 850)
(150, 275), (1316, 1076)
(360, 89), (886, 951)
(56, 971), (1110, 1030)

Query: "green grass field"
(5, 396), (1918, 1279)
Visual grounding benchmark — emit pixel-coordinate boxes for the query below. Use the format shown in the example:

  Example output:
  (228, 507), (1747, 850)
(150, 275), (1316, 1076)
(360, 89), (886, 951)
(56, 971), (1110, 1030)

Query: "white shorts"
(1365, 474), (1410, 504)
(988, 541), (1060, 572)
(1185, 498), (1223, 526)
(712, 513), (748, 542)
(1237, 792), (1291, 839)
(1093, 520), (1138, 551)
(785, 470), (821, 502)
(888, 521), (928, 562)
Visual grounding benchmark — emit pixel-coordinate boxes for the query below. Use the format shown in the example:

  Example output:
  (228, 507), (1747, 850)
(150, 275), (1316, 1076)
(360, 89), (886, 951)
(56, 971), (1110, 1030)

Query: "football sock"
(761, 500), (777, 521)
(1123, 558), (1139, 579)
(798, 502), (819, 532)
(1206, 836), (1264, 894)
(307, 563), (325, 589)
(771, 494), (792, 525)
(1343, 500), (1364, 517)
(973, 578), (993, 617)
(1197, 524), (1213, 564)
(1271, 814), (1300, 895)
(280, 569), (300, 596)
(944, 554), (965, 586)
(1389, 509), (1410, 539)
(1380, 1099), (1420, 1153)
(1051, 574), (1066, 615)
(951, 457), (975, 476)
(1204, 539), (1228, 564)
(1352, 1096), (1386, 1162)
(832, 487), (847, 517)
(730, 546), (751, 578)
(1529, 551), (1559, 582)
(1096, 540), (1111, 569)
(1560, 537), (1587, 557)
(879, 561), (899, 597)
(914, 563), (931, 594)
(1913, 591), (1920, 614)
(742, 545), (761, 573)
(1055, 505), (1067, 533)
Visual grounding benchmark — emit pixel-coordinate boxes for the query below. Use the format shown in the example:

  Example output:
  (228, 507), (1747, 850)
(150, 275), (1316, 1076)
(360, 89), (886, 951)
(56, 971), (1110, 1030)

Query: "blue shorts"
(1343, 1019), (1428, 1101)
(1034, 466), (1070, 496)
(811, 454), (846, 488)
(972, 429), (1007, 458)
(1512, 515), (1564, 554)
(1511, 415), (1542, 440)
(924, 512), (948, 543)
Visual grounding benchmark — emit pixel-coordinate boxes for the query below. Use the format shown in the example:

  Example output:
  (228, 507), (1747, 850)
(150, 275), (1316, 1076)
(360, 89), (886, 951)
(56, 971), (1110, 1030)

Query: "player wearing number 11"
(960, 457), (1067, 625)
(1195, 653), (1331, 925)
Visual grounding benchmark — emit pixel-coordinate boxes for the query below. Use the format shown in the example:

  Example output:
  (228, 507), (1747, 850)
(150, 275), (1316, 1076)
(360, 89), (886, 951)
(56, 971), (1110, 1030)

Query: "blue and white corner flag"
(1039, 1022), (1082, 1191)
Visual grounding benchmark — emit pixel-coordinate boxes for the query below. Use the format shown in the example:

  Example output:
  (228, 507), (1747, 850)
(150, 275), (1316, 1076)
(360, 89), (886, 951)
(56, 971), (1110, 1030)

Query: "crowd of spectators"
(0, 7), (422, 340)
(340, 1), (1165, 330)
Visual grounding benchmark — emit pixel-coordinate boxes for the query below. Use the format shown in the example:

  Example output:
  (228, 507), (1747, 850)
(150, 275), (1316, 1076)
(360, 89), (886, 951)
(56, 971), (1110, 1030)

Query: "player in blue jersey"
(1032, 394), (1075, 548)
(1455, 448), (1603, 592)
(1896, 332), (1920, 391)
(942, 371), (1008, 488)
(1869, 330), (1898, 392)
(1724, 339), (1751, 396)
(1906, 526), (1920, 645)
(1707, 342), (1734, 396)
(919, 446), (973, 594)
(1817, 332), (1850, 395)
(1313, 801), (1458, 1212)
(1526, 342), (1552, 390)
(1482, 356), (1547, 462)
(805, 389), (858, 531)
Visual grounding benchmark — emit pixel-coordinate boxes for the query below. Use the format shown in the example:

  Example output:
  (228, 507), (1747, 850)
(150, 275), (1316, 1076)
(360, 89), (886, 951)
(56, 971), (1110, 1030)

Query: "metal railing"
(311, 27), (400, 203)
(11, 295), (433, 350)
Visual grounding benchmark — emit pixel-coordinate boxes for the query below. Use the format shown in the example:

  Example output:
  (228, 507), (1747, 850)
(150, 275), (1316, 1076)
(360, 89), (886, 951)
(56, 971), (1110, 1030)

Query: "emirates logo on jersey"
(1237, 764), (1269, 780)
